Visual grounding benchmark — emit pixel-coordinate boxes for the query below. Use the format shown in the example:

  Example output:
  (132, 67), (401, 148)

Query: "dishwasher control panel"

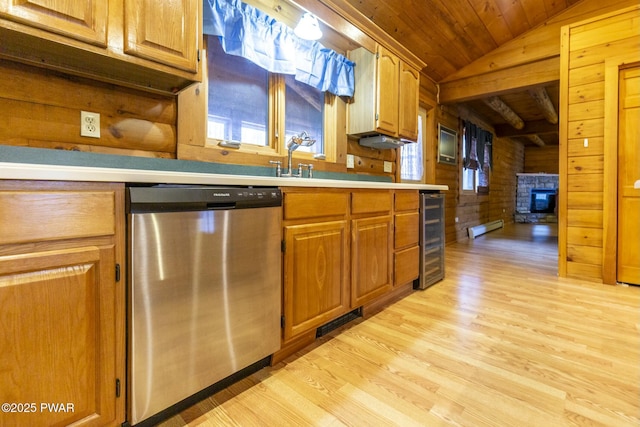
(127, 185), (282, 213)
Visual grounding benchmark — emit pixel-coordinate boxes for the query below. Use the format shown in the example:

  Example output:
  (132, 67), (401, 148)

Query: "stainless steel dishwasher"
(126, 185), (282, 425)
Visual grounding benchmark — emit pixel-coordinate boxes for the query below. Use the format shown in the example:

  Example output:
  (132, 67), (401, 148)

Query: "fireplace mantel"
(516, 173), (559, 177)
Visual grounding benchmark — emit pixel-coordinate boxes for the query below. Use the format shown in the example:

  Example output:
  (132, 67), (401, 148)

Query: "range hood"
(359, 135), (404, 149)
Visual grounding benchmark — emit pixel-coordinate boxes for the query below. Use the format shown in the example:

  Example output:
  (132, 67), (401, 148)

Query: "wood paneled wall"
(347, 137), (396, 180)
(426, 102), (525, 244)
(0, 60), (177, 158)
(525, 146), (559, 174)
(451, 108), (525, 243)
(559, 5), (640, 283)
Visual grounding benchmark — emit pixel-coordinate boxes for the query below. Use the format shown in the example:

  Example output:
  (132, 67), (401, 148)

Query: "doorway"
(617, 65), (640, 285)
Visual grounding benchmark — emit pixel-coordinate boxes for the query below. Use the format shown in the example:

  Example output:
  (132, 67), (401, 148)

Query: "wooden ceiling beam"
(527, 135), (546, 147)
(483, 96), (524, 130)
(528, 87), (558, 124)
(494, 120), (558, 138)
(438, 57), (559, 104)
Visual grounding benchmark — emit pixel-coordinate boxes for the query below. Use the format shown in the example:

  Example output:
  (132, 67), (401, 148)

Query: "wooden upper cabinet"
(398, 62), (420, 141)
(0, 0), (200, 93)
(376, 45), (400, 136)
(124, 0), (199, 73)
(348, 45), (420, 140)
(0, 0), (108, 46)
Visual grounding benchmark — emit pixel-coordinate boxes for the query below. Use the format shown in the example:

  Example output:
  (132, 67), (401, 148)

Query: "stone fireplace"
(515, 173), (558, 223)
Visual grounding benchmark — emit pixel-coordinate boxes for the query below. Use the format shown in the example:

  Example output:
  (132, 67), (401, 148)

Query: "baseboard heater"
(468, 219), (504, 239)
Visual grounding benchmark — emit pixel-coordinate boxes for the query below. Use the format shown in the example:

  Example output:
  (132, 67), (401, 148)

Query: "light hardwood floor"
(159, 223), (640, 426)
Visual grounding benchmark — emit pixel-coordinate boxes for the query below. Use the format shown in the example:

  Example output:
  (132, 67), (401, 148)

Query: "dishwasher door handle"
(206, 202), (236, 210)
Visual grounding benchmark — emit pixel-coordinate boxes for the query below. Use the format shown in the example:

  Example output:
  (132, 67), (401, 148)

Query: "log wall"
(559, 5), (640, 283)
(525, 146), (559, 174)
(430, 103), (525, 244)
(0, 60), (177, 158)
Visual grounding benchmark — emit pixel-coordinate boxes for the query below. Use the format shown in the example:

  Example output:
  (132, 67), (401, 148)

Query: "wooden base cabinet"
(351, 191), (393, 307)
(281, 190), (350, 345)
(393, 190), (420, 287)
(276, 188), (424, 362)
(283, 221), (350, 341)
(0, 181), (125, 426)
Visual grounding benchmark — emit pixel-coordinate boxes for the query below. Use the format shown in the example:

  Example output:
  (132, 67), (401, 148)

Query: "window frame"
(400, 107), (427, 183)
(460, 123), (490, 196)
(203, 36), (337, 164)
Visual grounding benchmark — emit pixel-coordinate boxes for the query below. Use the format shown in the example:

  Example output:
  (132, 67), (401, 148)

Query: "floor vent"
(469, 219), (504, 239)
(316, 308), (362, 337)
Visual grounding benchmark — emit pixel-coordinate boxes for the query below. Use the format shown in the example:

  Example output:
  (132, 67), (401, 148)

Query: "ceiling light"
(294, 12), (322, 41)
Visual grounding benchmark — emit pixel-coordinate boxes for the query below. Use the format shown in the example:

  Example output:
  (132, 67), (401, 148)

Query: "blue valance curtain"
(203, 0), (355, 97)
(463, 120), (493, 171)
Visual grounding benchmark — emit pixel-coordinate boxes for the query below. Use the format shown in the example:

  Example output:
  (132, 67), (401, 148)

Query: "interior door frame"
(602, 57), (640, 285)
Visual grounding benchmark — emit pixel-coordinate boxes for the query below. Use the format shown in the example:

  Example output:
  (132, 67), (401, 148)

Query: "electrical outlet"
(346, 154), (355, 169)
(383, 161), (392, 173)
(81, 111), (100, 138)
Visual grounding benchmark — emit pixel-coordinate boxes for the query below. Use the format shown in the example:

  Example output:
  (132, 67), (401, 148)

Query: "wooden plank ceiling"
(332, 0), (582, 146)
(339, 0), (579, 82)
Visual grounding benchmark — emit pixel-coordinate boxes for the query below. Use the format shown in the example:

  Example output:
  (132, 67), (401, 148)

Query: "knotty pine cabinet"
(350, 191), (393, 307)
(0, 0), (200, 93)
(393, 190), (420, 287)
(124, 0), (199, 72)
(281, 190), (350, 343)
(0, 181), (126, 426)
(276, 187), (427, 363)
(348, 45), (420, 141)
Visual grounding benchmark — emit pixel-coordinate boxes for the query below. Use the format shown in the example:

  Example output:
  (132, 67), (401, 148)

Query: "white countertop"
(0, 162), (448, 191)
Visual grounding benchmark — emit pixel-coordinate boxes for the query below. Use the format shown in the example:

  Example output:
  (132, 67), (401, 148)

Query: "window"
(462, 127), (477, 191)
(400, 112), (424, 182)
(207, 36), (269, 147)
(202, 0), (354, 165)
(462, 120), (491, 194)
(284, 75), (324, 155)
(205, 35), (335, 160)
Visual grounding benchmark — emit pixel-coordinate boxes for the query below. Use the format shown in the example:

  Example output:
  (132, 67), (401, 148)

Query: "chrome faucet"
(282, 131), (316, 177)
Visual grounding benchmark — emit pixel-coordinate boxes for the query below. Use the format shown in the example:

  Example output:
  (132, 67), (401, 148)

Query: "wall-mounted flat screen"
(438, 124), (458, 165)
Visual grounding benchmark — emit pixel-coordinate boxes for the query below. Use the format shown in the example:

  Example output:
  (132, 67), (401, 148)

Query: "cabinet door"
(0, 0), (108, 46)
(124, 0), (199, 72)
(398, 62), (420, 141)
(395, 245), (419, 286)
(351, 215), (392, 307)
(395, 211), (419, 249)
(0, 246), (118, 426)
(283, 221), (349, 341)
(376, 45), (400, 136)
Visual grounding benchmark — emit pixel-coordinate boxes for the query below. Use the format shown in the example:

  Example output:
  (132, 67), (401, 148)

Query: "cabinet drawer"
(0, 191), (115, 244)
(395, 245), (419, 286)
(351, 191), (392, 215)
(284, 192), (348, 220)
(395, 211), (419, 249)
(394, 190), (418, 211)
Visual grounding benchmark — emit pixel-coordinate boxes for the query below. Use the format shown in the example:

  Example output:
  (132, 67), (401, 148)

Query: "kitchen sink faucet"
(270, 131), (316, 177)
